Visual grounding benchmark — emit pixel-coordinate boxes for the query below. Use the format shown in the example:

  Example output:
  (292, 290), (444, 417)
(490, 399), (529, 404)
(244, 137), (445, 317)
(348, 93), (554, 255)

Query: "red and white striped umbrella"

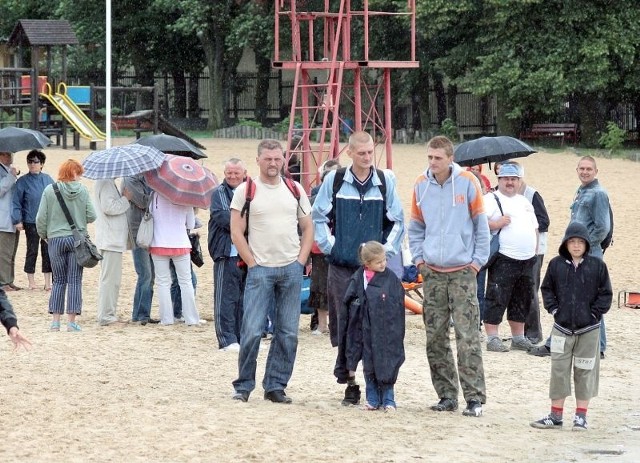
(144, 154), (218, 209)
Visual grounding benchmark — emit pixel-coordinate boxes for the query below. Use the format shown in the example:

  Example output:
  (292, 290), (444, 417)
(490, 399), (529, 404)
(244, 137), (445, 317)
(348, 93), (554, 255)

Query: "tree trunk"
(447, 83), (457, 124)
(432, 72), (447, 125)
(575, 94), (607, 147)
(187, 74), (200, 119)
(172, 71), (187, 118)
(254, 54), (271, 124)
(200, 30), (225, 130)
(133, 67), (155, 110)
(414, 68), (430, 134)
(496, 95), (519, 136)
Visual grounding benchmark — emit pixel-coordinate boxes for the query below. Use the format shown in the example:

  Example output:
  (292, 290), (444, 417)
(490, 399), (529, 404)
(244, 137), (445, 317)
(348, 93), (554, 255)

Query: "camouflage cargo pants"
(422, 267), (486, 404)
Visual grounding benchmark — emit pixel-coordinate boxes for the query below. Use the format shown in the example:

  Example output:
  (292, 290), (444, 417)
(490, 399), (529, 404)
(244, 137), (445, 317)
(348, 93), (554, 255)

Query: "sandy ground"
(0, 137), (639, 463)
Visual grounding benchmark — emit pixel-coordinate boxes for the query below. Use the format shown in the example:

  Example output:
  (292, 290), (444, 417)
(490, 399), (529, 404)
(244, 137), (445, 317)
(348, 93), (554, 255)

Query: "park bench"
(520, 123), (579, 145)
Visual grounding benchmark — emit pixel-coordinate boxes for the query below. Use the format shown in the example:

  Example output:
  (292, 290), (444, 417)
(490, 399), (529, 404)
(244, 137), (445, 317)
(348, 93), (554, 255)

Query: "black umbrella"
(0, 127), (52, 153)
(133, 134), (207, 160)
(454, 136), (536, 167)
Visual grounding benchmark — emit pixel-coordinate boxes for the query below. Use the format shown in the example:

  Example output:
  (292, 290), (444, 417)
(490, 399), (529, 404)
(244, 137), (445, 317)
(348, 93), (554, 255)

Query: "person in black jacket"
(208, 158), (247, 351)
(530, 222), (612, 431)
(334, 241), (405, 411)
(0, 287), (31, 350)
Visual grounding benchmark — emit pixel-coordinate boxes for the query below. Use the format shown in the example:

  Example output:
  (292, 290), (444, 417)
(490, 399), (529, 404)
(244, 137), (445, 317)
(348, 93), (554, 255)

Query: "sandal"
(50, 321), (60, 332)
(44, 286), (52, 292)
(361, 403), (379, 411)
(67, 322), (82, 332)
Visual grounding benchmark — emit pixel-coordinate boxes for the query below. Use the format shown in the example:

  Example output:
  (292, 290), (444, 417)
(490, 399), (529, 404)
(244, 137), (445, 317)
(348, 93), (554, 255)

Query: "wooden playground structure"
(0, 19), (174, 151)
(275, 0), (418, 191)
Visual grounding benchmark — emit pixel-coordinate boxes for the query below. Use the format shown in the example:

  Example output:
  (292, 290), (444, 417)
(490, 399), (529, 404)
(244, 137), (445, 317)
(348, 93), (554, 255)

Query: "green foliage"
(439, 118), (458, 141)
(97, 107), (122, 117)
(598, 121), (626, 153)
(272, 116), (302, 133)
(237, 118), (263, 128)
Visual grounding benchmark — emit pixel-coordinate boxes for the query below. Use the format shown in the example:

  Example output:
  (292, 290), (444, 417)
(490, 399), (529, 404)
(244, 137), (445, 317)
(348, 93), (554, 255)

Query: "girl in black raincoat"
(334, 241), (405, 411)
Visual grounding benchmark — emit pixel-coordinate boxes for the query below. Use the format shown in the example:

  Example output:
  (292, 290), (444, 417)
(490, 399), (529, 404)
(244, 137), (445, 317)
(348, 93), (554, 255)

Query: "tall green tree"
(228, 1), (274, 124)
(421, 0), (640, 144)
(157, 0), (246, 130)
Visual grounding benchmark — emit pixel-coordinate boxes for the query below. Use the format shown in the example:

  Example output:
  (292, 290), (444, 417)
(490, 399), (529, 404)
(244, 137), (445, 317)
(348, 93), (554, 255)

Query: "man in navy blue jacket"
(208, 158), (247, 352)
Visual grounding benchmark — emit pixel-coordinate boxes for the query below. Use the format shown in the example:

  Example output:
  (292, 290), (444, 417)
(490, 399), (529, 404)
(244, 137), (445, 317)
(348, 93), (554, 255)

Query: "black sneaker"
(264, 390), (292, 404)
(462, 400), (483, 417)
(528, 345), (551, 357)
(341, 384), (361, 406)
(572, 414), (588, 431)
(530, 414), (563, 429)
(430, 398), (458, 412)
(232, 391), (249, 402)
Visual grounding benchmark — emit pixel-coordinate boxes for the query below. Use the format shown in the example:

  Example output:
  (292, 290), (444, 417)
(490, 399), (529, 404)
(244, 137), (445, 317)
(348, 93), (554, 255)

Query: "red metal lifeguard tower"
(274, 0), (418, 191)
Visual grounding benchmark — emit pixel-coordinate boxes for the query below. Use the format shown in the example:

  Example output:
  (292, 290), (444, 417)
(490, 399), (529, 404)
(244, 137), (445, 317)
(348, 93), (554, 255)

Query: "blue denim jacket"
(570, 179), (610, 257)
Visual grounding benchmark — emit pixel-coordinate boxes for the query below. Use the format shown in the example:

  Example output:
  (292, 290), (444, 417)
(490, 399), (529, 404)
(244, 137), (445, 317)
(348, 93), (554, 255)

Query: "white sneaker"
(198, 319), (207, 325)
(220, 343), (240, 352)
(175, 317), (185, 323)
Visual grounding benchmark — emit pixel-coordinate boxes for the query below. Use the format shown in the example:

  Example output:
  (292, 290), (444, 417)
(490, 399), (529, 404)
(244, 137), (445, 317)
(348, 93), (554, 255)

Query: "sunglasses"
(27, 159), (41, 164)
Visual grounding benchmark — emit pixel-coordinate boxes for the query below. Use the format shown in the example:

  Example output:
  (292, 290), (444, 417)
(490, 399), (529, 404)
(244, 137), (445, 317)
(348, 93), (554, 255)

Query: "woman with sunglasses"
(11, 150), (54, 291)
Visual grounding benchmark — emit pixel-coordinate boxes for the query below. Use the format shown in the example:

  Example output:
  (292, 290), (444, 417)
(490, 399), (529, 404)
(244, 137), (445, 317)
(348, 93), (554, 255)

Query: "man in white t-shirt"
(483, 163), (538, 352)
(229, 139), (313, 404)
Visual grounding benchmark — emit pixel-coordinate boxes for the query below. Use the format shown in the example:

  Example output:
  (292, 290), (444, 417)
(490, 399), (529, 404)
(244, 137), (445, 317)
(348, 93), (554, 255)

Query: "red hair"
(58, 158), (84, 182)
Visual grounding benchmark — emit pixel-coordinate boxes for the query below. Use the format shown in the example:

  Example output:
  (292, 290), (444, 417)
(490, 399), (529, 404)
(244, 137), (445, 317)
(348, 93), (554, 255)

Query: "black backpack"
(601, 202), (614, 253)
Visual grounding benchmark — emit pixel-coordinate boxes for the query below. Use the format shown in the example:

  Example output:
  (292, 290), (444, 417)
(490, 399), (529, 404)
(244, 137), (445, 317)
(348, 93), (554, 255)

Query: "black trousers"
(23, 223), (51, 274)
(484, 253), (536, 325)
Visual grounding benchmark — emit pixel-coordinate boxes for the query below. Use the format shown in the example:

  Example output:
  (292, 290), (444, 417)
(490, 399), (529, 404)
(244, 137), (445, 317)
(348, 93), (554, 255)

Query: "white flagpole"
(106, 0), (112, 148)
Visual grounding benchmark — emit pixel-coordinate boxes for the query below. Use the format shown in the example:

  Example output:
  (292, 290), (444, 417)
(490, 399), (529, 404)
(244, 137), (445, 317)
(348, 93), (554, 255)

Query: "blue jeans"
(264, 294), (276, 335)
(131, 246), (154, 322)
(365, 374), (395, 408)
(233, 261), (303, 394)
(170, 260), (197, 319)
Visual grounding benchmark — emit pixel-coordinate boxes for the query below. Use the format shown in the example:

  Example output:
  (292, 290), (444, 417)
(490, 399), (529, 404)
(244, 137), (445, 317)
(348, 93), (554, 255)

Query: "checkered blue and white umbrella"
(82, 145), (166, 179)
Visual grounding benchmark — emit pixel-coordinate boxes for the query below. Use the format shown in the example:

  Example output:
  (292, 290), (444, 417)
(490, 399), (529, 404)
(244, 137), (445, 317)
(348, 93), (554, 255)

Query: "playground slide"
(40, 83), (106, 142)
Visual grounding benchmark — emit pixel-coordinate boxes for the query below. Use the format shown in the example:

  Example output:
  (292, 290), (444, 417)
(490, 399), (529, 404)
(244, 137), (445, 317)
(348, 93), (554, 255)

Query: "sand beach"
(0, 138), (639, 462)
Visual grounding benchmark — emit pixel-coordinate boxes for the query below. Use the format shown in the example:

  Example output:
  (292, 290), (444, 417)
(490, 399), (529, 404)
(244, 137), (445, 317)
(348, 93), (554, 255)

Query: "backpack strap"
(241, 176), (304, 237)
(492, 192), (504, 236)
(375, 168), (387, 205)
(240, 177), (255, 219)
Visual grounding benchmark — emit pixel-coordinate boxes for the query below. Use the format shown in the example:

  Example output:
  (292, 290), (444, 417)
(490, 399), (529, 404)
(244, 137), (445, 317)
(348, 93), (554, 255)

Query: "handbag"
(52, 183), (103, 268)
(189, 233), (204, 267)
(481, 193), (504, 271)
(136, 193), (154, 249)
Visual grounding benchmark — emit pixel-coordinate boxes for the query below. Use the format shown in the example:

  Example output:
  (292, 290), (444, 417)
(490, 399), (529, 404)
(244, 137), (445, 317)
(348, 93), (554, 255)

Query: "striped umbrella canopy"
(82, 144), (165, 179)
(144, 154), (218, 209)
